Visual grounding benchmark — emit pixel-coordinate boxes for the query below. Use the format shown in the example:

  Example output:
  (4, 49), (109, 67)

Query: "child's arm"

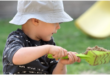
(52, 62), (67, 74)
(13, 45), (50, 65)
(12, 45), (67, 65)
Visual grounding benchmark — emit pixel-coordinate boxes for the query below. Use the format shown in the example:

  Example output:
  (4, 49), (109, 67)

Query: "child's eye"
(59, 22), (63, 24)
(53, 22), (62, 25)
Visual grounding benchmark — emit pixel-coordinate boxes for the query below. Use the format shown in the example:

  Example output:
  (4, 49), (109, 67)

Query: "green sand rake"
(47, 46), (110, 66)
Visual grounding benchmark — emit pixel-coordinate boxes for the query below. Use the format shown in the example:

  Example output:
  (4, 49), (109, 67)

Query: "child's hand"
(48, 45), (68, 60)
(58, 52), (81, 65)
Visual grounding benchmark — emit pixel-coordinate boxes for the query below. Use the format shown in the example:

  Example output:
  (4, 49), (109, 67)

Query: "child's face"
(36, 20), (60, 41)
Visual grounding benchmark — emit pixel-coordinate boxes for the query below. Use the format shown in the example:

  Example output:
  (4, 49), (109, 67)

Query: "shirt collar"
(17, 28), (41, 45)
(26, 35), (41, 46)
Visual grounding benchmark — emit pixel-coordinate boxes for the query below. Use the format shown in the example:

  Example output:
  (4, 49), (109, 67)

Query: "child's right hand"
(48, 45), (68, 60)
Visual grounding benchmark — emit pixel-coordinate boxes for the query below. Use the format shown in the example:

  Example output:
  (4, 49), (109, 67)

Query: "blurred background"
(0, 1), (96, 19)
(0, 1), (110, 74)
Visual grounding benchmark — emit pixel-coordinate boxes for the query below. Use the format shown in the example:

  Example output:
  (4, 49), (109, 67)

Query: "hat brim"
(9, 11), (73, 25)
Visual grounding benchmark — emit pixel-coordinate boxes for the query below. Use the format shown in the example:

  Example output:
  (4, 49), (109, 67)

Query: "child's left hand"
(58, 52), (81, 65)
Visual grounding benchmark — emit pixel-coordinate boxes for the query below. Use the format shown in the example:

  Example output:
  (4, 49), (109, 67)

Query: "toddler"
(2, 0), (81, 74)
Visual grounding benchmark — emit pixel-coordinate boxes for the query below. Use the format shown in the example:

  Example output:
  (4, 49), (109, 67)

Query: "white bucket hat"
(9, 0), (73, 25)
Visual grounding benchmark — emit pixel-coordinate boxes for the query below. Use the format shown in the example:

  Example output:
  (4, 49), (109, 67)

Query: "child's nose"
(56, 24), (60, 29)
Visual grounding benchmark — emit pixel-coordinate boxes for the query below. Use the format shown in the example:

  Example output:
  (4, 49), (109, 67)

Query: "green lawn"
(0, 20), (110, 74)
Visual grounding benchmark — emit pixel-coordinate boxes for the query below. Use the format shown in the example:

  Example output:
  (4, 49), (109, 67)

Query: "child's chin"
(42, 38), (51, 41)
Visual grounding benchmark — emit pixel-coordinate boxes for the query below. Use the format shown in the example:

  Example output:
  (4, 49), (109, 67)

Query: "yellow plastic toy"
(75, 1), (110, 39)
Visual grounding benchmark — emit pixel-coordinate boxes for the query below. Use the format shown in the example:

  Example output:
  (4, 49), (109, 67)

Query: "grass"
(0, 19), (110, 74)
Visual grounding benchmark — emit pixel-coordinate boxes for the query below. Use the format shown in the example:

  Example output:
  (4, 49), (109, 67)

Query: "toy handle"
(47, 54), (89, 59)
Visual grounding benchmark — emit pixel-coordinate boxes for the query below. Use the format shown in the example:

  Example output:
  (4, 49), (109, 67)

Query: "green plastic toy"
(47, 50), (110, 66)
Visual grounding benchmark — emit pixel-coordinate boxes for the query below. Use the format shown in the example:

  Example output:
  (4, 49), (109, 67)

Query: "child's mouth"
(52, 33), (54, 35)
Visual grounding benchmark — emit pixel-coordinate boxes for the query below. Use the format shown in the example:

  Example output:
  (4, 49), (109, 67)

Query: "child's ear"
(31, 18), (39, 26)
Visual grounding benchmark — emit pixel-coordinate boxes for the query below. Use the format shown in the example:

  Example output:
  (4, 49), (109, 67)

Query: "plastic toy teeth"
(47, 46), (110, 66)
(82, 50), (110, 66)
(84, 46), (110, 66)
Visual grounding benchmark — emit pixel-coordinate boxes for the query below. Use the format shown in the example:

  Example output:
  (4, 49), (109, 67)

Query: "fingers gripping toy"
(47, 46), (110, 66)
